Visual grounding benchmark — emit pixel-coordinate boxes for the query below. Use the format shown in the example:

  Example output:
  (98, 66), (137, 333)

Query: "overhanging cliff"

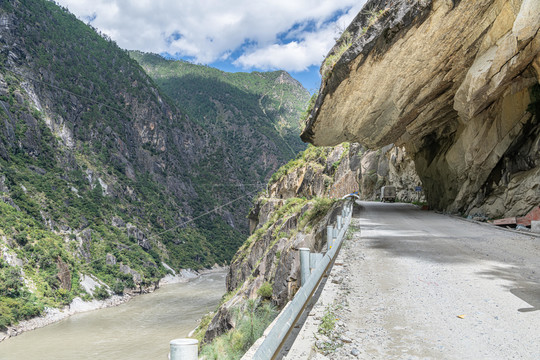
(302, 0), (540, 217)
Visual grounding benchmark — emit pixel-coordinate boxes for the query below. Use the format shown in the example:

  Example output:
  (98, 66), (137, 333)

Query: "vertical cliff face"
(302, 0), (540, 218)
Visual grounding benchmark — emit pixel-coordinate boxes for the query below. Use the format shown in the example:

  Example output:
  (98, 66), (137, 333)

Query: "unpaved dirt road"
(286, 201), (540, 359)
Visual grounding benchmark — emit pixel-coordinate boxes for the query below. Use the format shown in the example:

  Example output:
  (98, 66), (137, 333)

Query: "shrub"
(200, 301), (277, 359)
(256, 281), (273, 299)
(92, 285), (110, 300)
(299, 197), (336, 230)
(14, 232), (28, 246)
(318, 305), (337, 336)
(112, 282), (124, 295)
(321, 31), (353, 80)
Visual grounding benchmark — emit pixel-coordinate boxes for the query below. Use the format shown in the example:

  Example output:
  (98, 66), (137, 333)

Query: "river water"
(0, 271), (226, 360)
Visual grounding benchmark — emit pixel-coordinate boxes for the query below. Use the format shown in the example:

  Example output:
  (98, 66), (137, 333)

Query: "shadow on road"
(511, 288), (540, 312)
(476, 264), (540, 312)
(355, 201), (540, 311)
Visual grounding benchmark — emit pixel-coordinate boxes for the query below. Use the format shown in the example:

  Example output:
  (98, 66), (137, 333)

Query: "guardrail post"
(326, 226), (333, 251)
(299, 248), (310, 286)
(333, 226), (338, 240)
(169, 339), (198, 360)
(337, 215), (342, 230)
(310, 253), (323, 272)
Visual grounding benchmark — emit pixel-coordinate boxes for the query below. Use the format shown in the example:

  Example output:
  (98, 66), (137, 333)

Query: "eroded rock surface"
(302, 0), (540, 217)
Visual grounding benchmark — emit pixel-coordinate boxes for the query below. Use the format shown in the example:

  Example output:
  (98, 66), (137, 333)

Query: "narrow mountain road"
(286, 201), (540, 359)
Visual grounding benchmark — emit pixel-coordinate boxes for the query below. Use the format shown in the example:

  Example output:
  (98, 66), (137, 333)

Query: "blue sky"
(54, 0), (366, 92)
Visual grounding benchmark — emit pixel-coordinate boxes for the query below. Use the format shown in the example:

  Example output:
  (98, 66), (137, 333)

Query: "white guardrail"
(168, 199), (354, 360)
(251, 199), (354, 360)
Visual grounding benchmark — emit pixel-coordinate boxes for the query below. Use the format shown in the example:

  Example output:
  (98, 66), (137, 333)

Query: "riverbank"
(0, 266), (228, 343)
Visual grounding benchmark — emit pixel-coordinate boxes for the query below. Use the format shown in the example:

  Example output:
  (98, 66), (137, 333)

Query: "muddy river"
(0, 271), (226, 360)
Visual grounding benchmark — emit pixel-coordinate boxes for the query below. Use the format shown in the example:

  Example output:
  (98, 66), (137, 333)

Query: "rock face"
(302, 0), (540, 217)
(202, 142), (422, 342)
(267, 144), (423, 202)
(205, 196), (343, 343)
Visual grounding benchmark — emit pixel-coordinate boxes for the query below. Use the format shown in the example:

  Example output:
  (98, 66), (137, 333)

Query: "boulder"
(126, 223), (151, 250)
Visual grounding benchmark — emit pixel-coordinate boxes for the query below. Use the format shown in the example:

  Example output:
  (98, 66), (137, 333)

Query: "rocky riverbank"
(0, 266), (227, 343)
(0, 294), (132, 343)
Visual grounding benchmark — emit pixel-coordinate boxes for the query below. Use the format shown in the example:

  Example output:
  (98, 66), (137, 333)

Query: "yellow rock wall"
(303, 0), (540, 216)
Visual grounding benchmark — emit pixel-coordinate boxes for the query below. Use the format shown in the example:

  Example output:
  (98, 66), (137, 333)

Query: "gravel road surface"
(285, 201), (540, 359)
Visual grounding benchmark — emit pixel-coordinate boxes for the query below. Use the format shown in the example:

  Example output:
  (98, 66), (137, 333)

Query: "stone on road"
(287, 201), (540, 359)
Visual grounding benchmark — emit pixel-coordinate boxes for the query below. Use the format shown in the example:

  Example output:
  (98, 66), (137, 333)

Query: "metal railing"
(168, 200), (354, 360)
(251, 199), (353, 360)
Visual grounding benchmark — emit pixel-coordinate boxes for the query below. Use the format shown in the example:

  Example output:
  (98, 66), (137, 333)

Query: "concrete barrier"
(532, 220), (540, 234)
(169, 338), (198, 360)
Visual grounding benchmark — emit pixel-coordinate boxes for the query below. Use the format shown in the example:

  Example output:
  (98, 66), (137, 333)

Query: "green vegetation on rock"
(256, 281), (273, 299)
(0, 0), (310, 329)
(199, 300), (277, 360)
(269, 144), (330, 184)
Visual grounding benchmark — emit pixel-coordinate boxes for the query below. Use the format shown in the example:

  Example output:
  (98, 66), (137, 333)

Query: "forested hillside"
(130, 52), (310, 227)
(0, 0), (307, 330)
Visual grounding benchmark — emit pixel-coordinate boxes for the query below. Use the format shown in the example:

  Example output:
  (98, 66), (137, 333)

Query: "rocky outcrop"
(204, 197), (344, 343)
(267, 143), (422, 202)
(302, 0), (540, 217)
(202, 142), (422, 342)
(126, 223), (151, 251)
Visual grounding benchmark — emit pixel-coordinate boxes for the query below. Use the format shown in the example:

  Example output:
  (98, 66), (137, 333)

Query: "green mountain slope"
(130, 52), (310, 228)
(0, 0), (308, 329)
(130, 52), (307, 148)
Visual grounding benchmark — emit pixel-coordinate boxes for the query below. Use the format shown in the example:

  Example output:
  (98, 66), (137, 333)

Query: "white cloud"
(54, 0), (366, 72)
(234, 6), (364, 72)
(234, 30), (332, 72)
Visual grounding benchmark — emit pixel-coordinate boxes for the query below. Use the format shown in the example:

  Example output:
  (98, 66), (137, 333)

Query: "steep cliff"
(199, 142), (422, 349)
(302, 0), (540, 218)
(130, 52), (310, 230)
(0, 0), (305, 330)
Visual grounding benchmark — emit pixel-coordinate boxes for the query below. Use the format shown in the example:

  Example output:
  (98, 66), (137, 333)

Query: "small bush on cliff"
(200, 301), (277, 359)
(257, 281), (273, 299)
(299, 197), (336, 230)
(268, 145), (329, 184)
(192, 311), (215, 344)
(321, 31), (353, 81)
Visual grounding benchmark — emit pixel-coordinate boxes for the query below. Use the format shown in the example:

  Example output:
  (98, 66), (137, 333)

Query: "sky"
(53, 0), (366, 92)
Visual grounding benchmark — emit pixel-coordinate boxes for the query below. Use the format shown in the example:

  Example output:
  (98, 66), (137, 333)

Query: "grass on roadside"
(199, 300), (278, 360)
